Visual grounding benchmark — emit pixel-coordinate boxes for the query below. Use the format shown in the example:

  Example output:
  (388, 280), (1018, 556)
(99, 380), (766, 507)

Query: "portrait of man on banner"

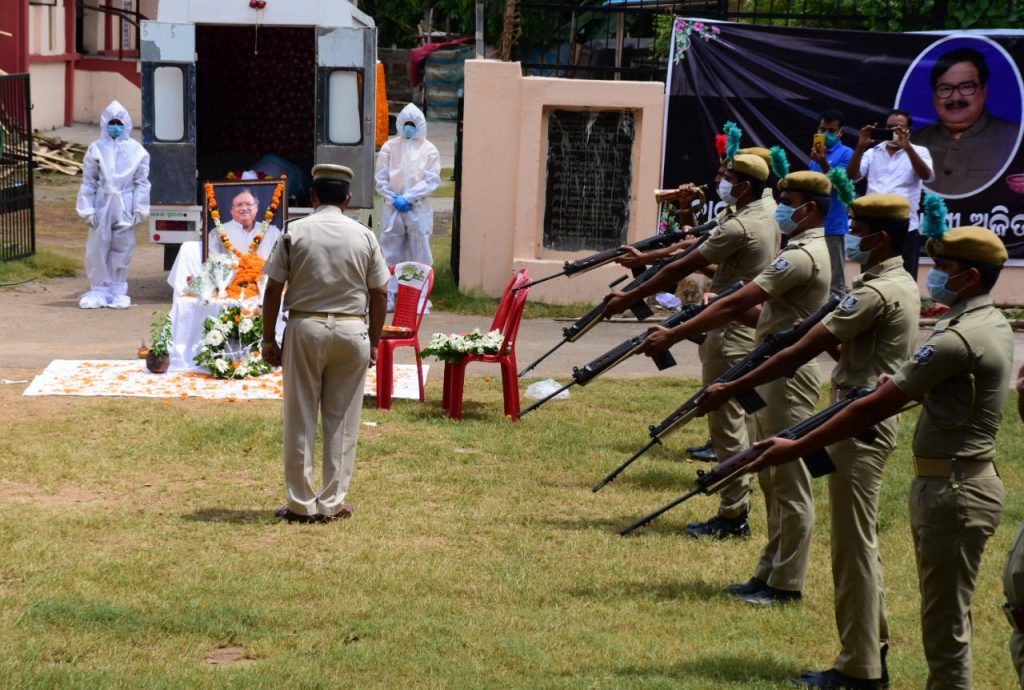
(898, 37), (1024, 197)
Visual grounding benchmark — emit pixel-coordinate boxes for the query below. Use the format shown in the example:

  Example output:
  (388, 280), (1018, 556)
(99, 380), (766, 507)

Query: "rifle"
(517, 227), (715, 378)
(518, 282), (745, 418)
(593, 293), (841, 492)
(513, 218), (719, 293)
(618, 387), (877, 536)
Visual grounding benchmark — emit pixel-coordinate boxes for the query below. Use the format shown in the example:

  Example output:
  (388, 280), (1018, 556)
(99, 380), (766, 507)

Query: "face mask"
(824, 132), (840, 148)
(402, 124), (417, 139)
(107, 123), (125, 139)
(717, 179), (738, 206)
(926, 268), (967, 306)
(844, 232), (876, 263)
(774, 202), (807, 236)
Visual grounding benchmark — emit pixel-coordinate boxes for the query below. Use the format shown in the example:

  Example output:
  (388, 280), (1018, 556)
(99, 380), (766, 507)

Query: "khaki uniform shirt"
(822, 256), (920, 389)
(751, 227), (832, 343)
(698, 196), (780, 358)
(892, 294), (1012, 462)
(264, 205), (390, 314)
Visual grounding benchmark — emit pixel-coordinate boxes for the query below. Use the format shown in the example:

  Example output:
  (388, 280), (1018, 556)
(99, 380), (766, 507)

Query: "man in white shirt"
(849, 109), (935, 278)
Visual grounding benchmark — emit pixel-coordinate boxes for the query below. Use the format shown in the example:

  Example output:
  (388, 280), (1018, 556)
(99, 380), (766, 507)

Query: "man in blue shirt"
(809, 109), (854, 294)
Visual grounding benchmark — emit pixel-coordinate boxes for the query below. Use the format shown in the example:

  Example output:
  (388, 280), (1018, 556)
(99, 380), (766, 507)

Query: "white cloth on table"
(169, 296), (286, 373)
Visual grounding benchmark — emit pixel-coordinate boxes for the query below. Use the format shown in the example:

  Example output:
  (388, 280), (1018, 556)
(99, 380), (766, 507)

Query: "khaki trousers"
(699, 344), (753, 519)
(753, 360), (820, 591)
(282, 315), (369, 517)
(1004, 522), (1024, 687)
(827, 414), (897, 679)
(911, 473), (1004, 690)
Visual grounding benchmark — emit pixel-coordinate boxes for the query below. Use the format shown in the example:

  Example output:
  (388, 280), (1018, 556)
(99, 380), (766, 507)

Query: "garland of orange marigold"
(204, 180), (287, 299)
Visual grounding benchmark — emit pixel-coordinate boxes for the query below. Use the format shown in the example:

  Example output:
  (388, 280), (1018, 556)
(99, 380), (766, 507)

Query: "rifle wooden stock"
(618, 387), (875, 535)
(597, 294), (843, 490)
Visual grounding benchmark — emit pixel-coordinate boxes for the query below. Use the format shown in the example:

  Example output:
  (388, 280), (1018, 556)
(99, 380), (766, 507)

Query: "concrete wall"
(459, 60), (665, 303)
(74, 71), (141, 124)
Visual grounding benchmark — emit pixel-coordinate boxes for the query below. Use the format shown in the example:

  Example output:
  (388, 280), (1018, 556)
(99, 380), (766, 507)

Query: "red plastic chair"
(441, 269), (530, 420)
(376, 261), (434, 410)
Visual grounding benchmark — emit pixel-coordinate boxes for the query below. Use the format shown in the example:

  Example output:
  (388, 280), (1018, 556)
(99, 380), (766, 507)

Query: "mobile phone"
(813, 133), (826, 149)
(871, 127), (895, 142)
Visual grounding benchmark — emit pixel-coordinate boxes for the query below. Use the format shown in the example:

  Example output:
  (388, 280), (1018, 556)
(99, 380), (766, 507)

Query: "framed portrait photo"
(202, 179), (289, 262)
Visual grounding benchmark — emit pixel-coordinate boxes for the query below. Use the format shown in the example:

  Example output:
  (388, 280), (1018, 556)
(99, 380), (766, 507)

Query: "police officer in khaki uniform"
(638, 170), (832, 604)
(700, 194), (920, 688)
(753, 225), (1012, 689)
(1003, 368), (1024, 686)
(604, 154), (779, 538)
(262, 164), (390, 523)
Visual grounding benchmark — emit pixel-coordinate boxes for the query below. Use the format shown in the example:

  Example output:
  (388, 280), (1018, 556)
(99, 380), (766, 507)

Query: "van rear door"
(315, 27), (376, 209)
(140, 20), (197, 206)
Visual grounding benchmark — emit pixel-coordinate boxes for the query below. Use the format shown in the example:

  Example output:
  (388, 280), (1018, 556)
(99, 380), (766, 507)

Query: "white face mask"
(717, 179), (739, 205)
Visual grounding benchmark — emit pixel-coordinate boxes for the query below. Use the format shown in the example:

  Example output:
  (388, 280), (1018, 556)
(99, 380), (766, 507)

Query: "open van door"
(315, 27), (376, 209)
(140, 21), (201, 262)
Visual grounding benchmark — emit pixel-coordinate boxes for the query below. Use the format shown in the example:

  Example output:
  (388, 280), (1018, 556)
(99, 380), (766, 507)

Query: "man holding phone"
(849, 109), (935, 278)
(809, 109), (854, 294)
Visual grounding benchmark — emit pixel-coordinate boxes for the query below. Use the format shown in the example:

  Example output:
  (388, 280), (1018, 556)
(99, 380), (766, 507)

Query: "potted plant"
(146, 311), (173, 374)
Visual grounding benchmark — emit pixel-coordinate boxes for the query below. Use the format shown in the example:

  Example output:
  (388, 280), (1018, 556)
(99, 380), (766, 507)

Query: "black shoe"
(739, 585), (801, 605)
(274, 506), (320, 524)
(791, 668), (883, 689)
(686, 513), (751, 539)
(725, 577), (766, 596)
(688, 441), (718, 462)
(880, 643), (889, 688)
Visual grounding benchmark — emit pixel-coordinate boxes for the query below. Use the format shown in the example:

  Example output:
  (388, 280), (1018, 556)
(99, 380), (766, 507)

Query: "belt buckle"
(326, 314), (336, 330)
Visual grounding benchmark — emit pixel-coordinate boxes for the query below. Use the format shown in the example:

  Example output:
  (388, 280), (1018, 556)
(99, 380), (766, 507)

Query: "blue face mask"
(824, 132), (840, 148)
(774, 202), (807, 236)
(107, 123), (125, 139)
(844, 232), (876, 264)
(926, 268), (965, 306)
(402, 124), (417, 139)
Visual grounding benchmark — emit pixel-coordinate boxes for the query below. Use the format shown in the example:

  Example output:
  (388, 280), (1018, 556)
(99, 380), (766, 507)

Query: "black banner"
(664, 19), (1024, 259)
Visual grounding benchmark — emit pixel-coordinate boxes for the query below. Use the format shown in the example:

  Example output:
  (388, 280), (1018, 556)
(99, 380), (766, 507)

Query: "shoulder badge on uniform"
(913, 344), (936, 364)
(838, 294), (860, 312)
(770, 257), (791, 272)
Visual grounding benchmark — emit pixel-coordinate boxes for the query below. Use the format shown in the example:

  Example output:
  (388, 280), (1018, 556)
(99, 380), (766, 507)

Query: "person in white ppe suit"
(76, 101), (151, 309)
(374, 103), (441, 310)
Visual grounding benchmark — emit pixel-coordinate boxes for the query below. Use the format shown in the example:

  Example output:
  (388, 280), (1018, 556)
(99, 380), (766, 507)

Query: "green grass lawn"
(0, 248), (80, 286)
(1, 377), (1022, 688)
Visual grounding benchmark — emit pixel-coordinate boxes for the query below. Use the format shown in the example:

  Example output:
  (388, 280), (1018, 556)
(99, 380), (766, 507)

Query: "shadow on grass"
(182, 508), (275, 524)
(535, 514), (688, 537)
(568, 578), (728, 602)
(595, 653), (797, 686)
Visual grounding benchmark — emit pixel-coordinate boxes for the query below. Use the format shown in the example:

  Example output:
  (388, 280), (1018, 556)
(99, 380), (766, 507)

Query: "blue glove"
(393, 195), (412, 213)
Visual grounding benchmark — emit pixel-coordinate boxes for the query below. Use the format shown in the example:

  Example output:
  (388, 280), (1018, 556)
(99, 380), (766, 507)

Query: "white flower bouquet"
(193, 304), (274, 379)
(418, 329), (505, 364)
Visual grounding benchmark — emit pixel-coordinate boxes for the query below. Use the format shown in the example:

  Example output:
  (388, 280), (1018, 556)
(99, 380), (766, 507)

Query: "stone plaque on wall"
(543, 109), (635, 252)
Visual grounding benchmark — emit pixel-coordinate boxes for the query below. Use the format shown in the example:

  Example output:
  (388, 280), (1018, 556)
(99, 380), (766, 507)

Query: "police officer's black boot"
(687, 440), (717, 462)
(685, 512), (751, 539)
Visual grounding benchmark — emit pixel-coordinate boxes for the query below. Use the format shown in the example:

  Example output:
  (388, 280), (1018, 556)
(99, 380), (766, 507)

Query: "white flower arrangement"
(419, 329), (506, 363)
(193, 303), (275, 379)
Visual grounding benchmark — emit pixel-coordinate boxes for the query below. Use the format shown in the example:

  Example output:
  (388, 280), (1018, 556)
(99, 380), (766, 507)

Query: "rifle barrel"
(513, 270), (567, 292)
(618, 486), (704, 536)
(593, 437), (660, 492)
(518, 337), (570, 378)
(518, 380), (576, 418)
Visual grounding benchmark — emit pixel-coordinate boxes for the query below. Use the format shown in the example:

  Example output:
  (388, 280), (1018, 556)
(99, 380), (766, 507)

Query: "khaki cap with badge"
(777, 170), (831, 195)
(926, 226), (1008, 266)
(738, 147), (772, 168)
(848, 193), (911, 221)
(727, 153), (770, 182)
(311, 163), (354, 182)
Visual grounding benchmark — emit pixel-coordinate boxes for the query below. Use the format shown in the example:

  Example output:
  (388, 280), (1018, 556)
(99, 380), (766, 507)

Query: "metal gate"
(0, 73), (35, 262)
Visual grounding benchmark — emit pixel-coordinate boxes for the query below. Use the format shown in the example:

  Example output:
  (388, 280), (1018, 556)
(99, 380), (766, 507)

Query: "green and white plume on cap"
(920, 193), (949, 241)
(826, 167), (856, 207)
(769, 145), (790, 179)
(723, 121), (743, 161)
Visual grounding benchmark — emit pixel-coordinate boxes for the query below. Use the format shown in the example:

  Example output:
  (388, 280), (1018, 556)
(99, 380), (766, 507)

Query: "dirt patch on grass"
(0, 481), (112, 508)
(204, 645), (256, 667)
